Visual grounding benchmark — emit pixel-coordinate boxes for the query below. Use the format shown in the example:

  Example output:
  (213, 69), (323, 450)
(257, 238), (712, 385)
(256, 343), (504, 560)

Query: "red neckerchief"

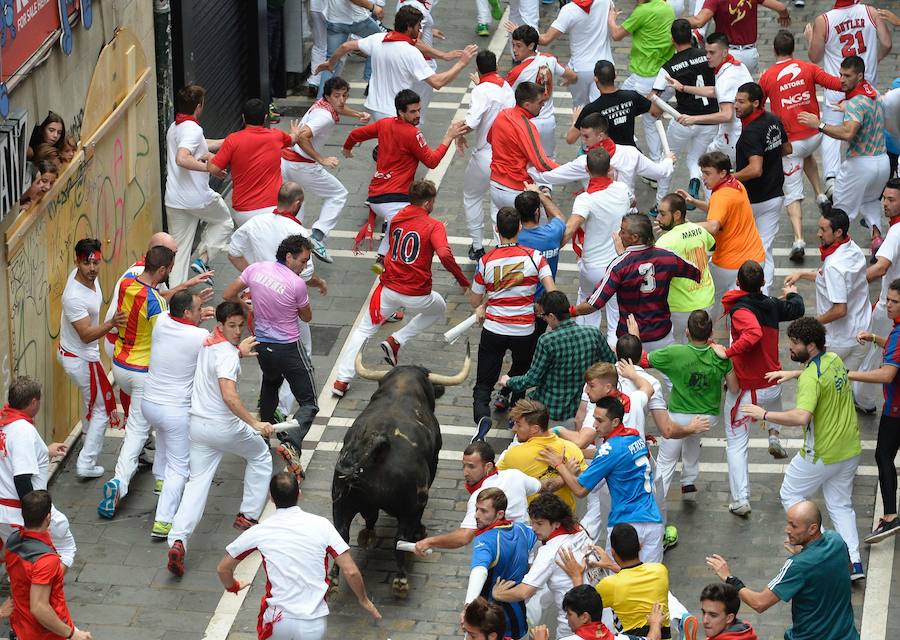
(608, 389), (631, 413)
(574, 622), (614, 640)
(587, 176), (613, 193)
(740, 108), (765, 126)
(890, 214), (900, 227)
(544, 523), (582, 544)
(203, 327), (235, 348)
(273, 208), (303, 225)
(0, 405), (33, 427)
(588, 138), (617, 157)
(844, 79), (878, 101)
(478, 72), (507, 87)
(311, 98), (340, 123)
(712, 174), (743, 193)
(819, 234), (851, 261)
(170, 315), (198, 327)
(174, 114), (199, 125)
(572, 0), (594, 12)
(465, 468), (498, 494)
(476, 518), (513, 536)
(606, 423), (641, 439)
(715, 54), (741, 74)
(383, 31), (417, 45)
(833, 0), (859, 7)
(506, 55), (537, 86)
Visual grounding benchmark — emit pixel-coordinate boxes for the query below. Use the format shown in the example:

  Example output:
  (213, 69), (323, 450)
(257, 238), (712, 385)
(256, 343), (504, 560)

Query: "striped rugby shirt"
(472, 243), (551, 337)
(587, 244), (700, 342)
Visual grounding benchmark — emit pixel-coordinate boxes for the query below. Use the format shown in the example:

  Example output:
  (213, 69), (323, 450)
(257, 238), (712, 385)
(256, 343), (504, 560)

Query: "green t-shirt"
(656, 222), (716, 312)
(622, 0), (676, 78)
(768, 530), (859, 640)
(795, 352), (862, 464)
(648, 343), (732, 415)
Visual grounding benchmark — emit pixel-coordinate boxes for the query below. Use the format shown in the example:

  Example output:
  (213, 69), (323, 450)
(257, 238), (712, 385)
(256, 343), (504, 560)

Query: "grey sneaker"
(768, 437), (788, 459)
(789, 240), (805, 263)
(729, 501), (751, 516)
(309, 235), (333, 264)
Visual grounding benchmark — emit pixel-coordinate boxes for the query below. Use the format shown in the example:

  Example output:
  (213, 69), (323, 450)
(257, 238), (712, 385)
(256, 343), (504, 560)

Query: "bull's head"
(335, 432), (390, 485)
(355, 340), (471, 386)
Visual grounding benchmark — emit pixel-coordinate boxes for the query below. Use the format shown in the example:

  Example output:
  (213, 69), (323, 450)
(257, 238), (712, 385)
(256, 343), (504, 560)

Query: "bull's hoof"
(391, 575), (409, 599)
(357, 528), (377, 549)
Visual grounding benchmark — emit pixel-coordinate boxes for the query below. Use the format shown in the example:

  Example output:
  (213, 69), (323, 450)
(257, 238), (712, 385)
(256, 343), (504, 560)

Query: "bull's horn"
(355, 348), (389, 381)
(428, 341), (472, 386)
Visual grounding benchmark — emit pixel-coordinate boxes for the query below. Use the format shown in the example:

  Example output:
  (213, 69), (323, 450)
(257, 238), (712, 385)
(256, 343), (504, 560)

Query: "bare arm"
(207, 159), (227, 179)
(867, 257), (891, 283)
(425, 45), (478, 90)
(849, 364), (899, 385)
(216, 554), (245, 591)
(687, 8), (714, 28)
(297, 304), (312, 323)
(761, 0), (791, 27)
(732, 155), (763, 182)
(539, 27), (563, 46)
(808, 16), (827, 63)
(219, 378), (272, 435)
(176, 147), (210, 172)
(817, 302), (847, 325)
(71, 313), (121, 344)
(30, 584), (79, 638)
(876, 11), (893, 60)
(607, 8), (629, 41)
(334, 552), (382, 619)
(416, 527), (476, 554)
(740, 587), (781, 613)
(223, 276), (247, 302)
(228, 255), (250, 273)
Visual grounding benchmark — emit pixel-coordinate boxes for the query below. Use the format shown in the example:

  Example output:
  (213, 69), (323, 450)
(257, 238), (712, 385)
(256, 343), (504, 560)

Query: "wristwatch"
(818, 122), (827, 133)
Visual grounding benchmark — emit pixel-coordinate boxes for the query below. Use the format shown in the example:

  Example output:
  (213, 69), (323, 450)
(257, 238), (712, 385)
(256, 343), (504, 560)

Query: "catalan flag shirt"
(113, 277), (167, 372)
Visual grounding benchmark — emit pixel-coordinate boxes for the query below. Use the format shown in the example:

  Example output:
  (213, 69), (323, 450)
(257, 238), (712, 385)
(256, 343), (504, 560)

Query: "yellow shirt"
(497, 433), (587, 512)
(596, 563), (670, 632)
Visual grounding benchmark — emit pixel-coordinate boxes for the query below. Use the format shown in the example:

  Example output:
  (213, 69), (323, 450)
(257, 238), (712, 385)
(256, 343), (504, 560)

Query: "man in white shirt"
(413, 440), (541, 555)
(166, 302), (273, 577)
(317, 6), (477, 121)
(317, 0), (385, 98)
(0, 378), (76, 567)
(282, 76), (370, 262)
(58, 238), (124, 479)
(141, 291), (210, 540)
(164, 84), (234, 286)
(671, 32), (753, 166)
(564, 147), (632, 345)
(217, 473), (381, 640)
(785, 208), (878, 411)
(461, 50), (515, 260)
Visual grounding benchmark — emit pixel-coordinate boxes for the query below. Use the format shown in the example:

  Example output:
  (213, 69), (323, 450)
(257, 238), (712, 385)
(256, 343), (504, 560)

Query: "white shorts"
(782, 134), (823, 205)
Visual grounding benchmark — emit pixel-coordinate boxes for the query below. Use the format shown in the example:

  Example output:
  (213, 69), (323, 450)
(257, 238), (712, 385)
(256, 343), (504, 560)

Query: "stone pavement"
(18, 1), (900, 639)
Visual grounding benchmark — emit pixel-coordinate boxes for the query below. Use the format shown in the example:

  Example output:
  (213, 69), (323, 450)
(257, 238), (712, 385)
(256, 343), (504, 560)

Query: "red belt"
(0, 498), (21, 508)
(58, 345), (121, 428)
(730, 388), (757, 432)
(282, 148), (315, 163)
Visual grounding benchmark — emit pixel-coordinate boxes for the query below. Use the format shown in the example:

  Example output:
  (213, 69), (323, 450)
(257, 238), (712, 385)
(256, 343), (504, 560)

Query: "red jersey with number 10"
(381, 205), (470, 296)
(759, 59), (842, 142)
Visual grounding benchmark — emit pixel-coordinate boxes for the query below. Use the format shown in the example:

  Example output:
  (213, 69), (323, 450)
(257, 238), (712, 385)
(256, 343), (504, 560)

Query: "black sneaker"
(468, 245), (486, 261)
(471, 416), (492, 443)
(681, 484), (697, 494)
(864, 517), (900, 544)
(789, 241), (806, 263)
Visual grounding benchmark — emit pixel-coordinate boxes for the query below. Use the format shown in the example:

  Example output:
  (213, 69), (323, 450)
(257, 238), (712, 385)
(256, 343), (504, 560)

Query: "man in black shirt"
(734, 81), (791, 294)
(568, 61), (650, 149)
(651, 19), (719, 207)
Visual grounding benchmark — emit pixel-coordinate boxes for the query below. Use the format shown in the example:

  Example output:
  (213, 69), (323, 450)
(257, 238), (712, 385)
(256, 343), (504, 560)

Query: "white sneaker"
(824, 177), (835, 199)
(77, 465), (105, 478)
(729, 501), (751, 516)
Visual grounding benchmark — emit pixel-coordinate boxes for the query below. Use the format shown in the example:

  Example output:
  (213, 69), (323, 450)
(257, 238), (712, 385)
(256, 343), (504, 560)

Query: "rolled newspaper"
(396, 540), (432, 554)
(443, 313), (478, 344)
(650, 94), (688, 125)
(654, 119), (672, 157)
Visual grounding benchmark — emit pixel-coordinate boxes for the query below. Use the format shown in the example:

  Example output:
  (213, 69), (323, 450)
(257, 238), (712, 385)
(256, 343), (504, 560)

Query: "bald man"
(706, 501), (859, 640)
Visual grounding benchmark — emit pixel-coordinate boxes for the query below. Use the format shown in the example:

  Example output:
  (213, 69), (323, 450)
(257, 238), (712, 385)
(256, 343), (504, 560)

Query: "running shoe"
(98, 478), (121, 519)
(681, 613), (700, 640)
(663, 524), (679, 551)
(167, 540), (186, 577)
(371, 255), (385, 274)
(864, 517), (900, 544)
(768, 437), (788, 459)
(381, 336), (401, 366)
(233, 513), (259, 531)
(190, 258), (214, 285)
(277, 442), (306, 481)
(76, 464), (104, 479)
(850, 562), (865, 582)
(332, 380), (349, 397)
(468, 245), (486, 261)
(273, 407), (287, 424)
(687, 177), (701, 211)
(681, 484), (697, 495)
(268, 102), (281, 123)
(151, 521), (172, 539)
(471, 416), (492, 443)
(309, 235), (333, 264)
(488, 0), (503, 21)
(648, 206), (658, 219)
(154, 479), (164, 496)
(386, 309), (405, 323)
(729, 501), (751, 517)
(476, 23), (490, 36)
(789, 240), (806, 263)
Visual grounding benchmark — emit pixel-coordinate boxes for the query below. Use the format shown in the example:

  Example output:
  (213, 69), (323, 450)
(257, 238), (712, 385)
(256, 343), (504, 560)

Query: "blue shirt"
(518, 218), (565, 298)
(577, 433), (662, 525)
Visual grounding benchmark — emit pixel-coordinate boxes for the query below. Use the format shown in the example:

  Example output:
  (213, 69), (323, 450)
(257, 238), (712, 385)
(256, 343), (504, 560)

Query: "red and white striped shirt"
(472, 244), (551, 336)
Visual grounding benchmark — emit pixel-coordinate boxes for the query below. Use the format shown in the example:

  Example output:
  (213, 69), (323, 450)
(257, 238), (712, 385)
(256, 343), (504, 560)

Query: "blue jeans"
(319, 17), (383, 97)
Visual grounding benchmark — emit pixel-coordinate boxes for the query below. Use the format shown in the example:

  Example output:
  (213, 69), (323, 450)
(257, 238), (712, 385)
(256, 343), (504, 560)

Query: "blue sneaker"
(851, 562), (865, 582)
(190, 258), (214, 285)
(687, 177), (701, 211)
(309, 235), (333, 264)
(98, 478), (121, 519)
(471, 417), (492, 443)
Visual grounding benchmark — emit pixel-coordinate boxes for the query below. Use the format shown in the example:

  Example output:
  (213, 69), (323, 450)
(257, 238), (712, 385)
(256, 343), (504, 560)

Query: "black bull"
(329, 347), (470, 598)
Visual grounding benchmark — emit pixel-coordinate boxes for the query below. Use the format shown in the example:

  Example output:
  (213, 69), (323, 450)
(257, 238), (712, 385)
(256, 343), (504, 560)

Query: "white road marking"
(861, 484), (894, 639)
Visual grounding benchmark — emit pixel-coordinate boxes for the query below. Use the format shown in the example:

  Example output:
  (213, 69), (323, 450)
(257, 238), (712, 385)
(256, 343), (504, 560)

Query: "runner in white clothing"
(460, 50), (515, 259)
(166, 301), (273, 577)
(58, 239), (124, 479)
(414, 440), (541, 555)
(164, 84), (234, 286)
(141, 291), (210, 540)
(217, 473), (381, 640)
(281, 76), (370, 261)
(0, 378), (76, 567)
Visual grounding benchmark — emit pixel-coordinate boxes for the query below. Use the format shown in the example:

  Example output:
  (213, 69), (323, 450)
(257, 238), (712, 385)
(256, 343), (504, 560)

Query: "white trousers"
(728, 46), (759, 76)
(57, 352), (108, 474)
(0, 506), (76, 567)
(860, 300), (892, 385)
(657, 121), (717, 200)
(780, 453), (861, 564)
(577, 261), (618, 347)
(232, 205), (275, 228)
(670, 306), (712, 344)
(168, 417), (272, 549)
(583, 480), (611, 542)
(475, 0), (492, 24)
(820, 105), (844, 180)
(336, 287), (447, 382)
(751, 196), (783, 293)
(262, 611), (327, 640)
(533, 115), (556, 160)
(142, 399), (190, 524)
(830, 342), (880, 411)
(112, 366), (152, 499)
(166, 195), (234, 287)
(509, 0), (538, 29)
(621, 74), (663, 159)
(282, 159), (348, 238)
(463, 146), (495, 249)
(308, 10), (328, 88)
(782, 134), (823, 205)
(605, 522), (664, 564)
(834, 153), (891, 231)
(707, 135), (737, 168)
(369, 200), (408, 256)
(656, 413), (715, 496)
(724, 385), (783, 504)
(710, 263), (738, 319)
(569, 70), (597, 109)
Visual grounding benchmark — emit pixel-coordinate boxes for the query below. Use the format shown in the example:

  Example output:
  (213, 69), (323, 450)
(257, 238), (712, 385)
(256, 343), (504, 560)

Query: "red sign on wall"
(1, 0), (79, 84)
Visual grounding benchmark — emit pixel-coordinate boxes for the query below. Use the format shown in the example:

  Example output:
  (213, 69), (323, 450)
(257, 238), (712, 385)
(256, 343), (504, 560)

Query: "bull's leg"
(330, 490), (357, 595)
(357, 506), (379, 550)
(392, 510), (426, 599)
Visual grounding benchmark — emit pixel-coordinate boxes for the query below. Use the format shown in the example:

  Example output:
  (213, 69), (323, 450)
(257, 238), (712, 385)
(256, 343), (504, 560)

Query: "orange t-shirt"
(708, 179), (765, 269)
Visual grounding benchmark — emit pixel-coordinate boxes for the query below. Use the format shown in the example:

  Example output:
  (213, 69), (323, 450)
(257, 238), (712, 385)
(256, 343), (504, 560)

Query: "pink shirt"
(240, 262), (310, 343)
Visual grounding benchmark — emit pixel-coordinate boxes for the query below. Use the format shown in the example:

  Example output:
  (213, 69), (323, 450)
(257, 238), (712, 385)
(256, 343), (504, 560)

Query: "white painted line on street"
(860, 484), (893, 639)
